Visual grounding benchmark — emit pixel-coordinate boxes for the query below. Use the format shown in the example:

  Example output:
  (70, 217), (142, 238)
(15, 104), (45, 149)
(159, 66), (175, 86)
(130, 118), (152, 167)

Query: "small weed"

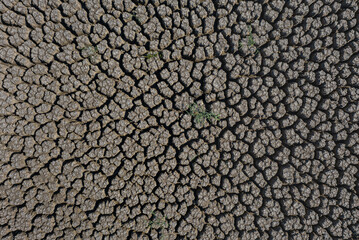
(248, 26), (256, 46)
(144, 51), (163, 59)
(147, 211), (168, 240)
(81, 45), (98, 54)
(239, 25), (259, 55)
(187, 103), (220, 125)
(81, 45), (98, 60)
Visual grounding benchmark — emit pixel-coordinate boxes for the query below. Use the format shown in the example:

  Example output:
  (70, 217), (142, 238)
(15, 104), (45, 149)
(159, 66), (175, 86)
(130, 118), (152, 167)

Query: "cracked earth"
(1, 0), (359, 239)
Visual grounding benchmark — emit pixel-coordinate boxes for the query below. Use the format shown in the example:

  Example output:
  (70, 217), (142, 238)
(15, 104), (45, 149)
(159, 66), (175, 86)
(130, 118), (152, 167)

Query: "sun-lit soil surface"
(1, 0), (359, 239)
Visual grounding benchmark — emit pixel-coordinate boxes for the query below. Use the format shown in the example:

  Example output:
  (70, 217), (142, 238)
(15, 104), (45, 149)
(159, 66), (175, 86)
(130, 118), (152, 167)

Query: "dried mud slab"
(1, 0), (359, 239)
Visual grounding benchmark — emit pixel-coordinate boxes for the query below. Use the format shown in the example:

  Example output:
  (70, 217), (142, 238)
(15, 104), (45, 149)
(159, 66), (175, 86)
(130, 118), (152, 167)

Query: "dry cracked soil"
(1, 0), (359, 239)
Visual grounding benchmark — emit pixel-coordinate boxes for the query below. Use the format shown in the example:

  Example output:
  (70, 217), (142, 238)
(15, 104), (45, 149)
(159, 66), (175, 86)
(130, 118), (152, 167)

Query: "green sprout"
(239, 25), (259, 55)
(254, 47), (261, 56)
(80, 45), (98, 60)
(247, 26), (255, 46)
(187, 103), (220, 125)
(147, 211), (168, 240)
(144, 51), (163, 59)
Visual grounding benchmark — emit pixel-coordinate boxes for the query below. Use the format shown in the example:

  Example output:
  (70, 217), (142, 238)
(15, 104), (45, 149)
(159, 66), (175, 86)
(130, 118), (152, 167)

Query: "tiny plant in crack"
(147, 211), (168, 240)
(239, 25), (260, 56)
(247, 26), (255, 47)
(144, 51), (163, 59)
(187, 103), (220, 125)
(81, 45), (98, 60)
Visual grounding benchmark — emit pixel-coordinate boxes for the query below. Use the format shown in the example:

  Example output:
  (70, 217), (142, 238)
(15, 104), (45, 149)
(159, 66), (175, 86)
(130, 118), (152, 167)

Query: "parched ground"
(1, 0), (359, 239)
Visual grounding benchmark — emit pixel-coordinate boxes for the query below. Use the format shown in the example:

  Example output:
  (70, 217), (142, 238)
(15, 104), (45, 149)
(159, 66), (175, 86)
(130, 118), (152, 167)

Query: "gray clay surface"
(1, 0), (359, 239)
